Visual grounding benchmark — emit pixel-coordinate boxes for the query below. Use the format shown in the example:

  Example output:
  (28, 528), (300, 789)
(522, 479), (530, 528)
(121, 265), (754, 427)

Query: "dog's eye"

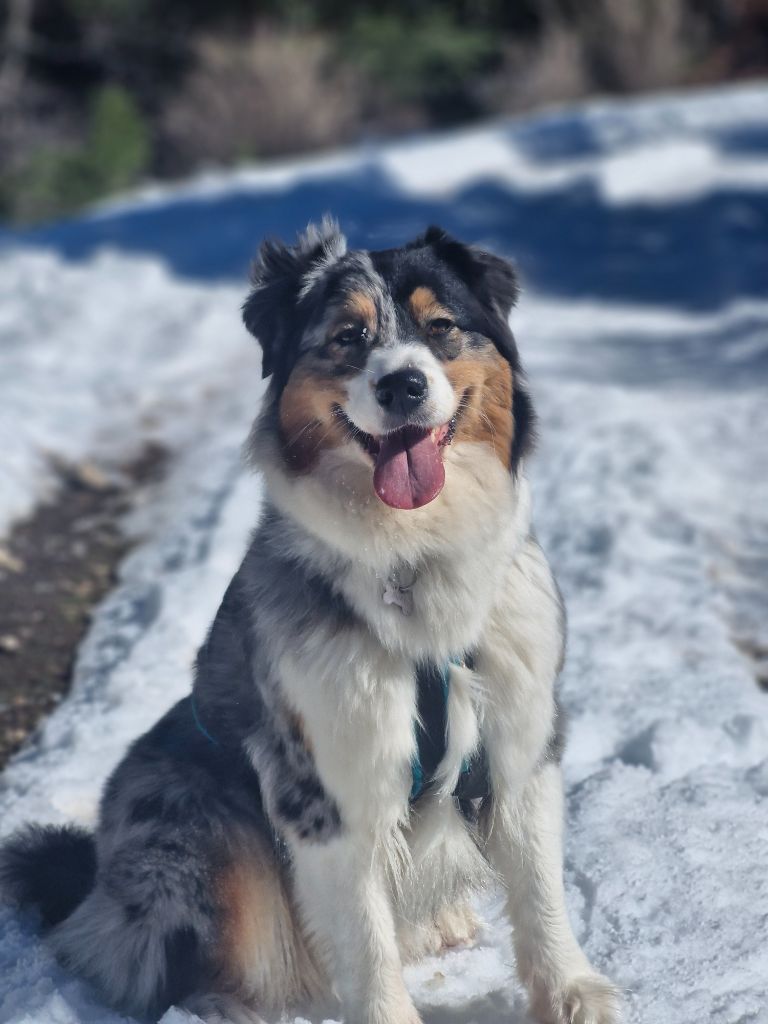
(427, 318), (454, 336)
(333, 324), (368, 346)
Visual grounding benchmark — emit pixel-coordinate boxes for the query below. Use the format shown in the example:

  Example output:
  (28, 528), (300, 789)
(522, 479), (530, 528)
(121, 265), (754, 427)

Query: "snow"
(2, 82), (768, 1023)
(0, 251), (253, 536)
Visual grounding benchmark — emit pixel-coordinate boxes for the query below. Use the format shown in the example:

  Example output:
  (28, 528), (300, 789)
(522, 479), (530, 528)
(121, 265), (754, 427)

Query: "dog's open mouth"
(334, 407), (459, 510)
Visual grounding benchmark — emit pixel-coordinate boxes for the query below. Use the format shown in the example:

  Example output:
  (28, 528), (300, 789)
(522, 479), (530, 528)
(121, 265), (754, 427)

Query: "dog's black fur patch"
(0, 824), (97, 928)
(155, 924), (206, 1016)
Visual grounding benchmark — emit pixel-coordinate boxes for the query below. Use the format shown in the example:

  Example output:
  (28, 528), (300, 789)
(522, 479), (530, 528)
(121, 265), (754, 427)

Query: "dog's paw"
(435, 902), (480, 949)
(398, 902), (480, 961)
(182, 991), (268, 1024)
(397, 920), (443, 961)
(394, 1005), (424, 1024)
(530, 973), (621, 1024)
(364, 992), (423, 1024)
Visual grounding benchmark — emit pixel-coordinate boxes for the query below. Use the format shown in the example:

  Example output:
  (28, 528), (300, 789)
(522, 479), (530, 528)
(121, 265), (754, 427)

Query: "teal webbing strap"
(190, 694), (221, 747)
(410, 655), (465, 801)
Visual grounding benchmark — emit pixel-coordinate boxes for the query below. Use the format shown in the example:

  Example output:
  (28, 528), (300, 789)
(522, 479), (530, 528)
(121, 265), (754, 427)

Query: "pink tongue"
(373, 426), (445, 510)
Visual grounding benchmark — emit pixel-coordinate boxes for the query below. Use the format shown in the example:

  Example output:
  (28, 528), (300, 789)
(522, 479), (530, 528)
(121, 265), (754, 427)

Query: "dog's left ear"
(418, 226), (534, 469)
(418, 225), (519, 359)
(243, 218), (347, 382)
(464, 245), (519, 320)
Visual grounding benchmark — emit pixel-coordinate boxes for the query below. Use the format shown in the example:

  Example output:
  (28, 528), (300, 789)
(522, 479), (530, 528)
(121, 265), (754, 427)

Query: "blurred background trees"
(1, 0), (766, 223)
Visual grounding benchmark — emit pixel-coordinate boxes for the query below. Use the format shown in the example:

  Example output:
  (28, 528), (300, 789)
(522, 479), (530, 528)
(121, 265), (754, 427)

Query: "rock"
(72, 461), (112, 492)
(0, 635), (21, 654)
(0, 548), (24, 573)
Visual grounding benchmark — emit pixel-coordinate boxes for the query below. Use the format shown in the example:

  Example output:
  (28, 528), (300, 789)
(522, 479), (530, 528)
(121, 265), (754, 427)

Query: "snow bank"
(4, 83), (767, 309)
(0, 251), (251, 536)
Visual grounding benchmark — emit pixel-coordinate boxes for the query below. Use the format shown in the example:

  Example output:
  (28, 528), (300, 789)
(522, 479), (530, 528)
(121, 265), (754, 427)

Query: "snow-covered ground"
(1, 83), (767, 1024)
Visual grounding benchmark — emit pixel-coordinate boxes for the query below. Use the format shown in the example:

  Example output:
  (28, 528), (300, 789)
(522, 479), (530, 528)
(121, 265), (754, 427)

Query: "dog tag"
(383, 566), (416, 616)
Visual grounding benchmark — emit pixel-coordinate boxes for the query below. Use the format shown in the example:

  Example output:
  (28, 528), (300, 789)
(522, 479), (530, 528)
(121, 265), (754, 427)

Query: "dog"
(1, 222), (619, 1024)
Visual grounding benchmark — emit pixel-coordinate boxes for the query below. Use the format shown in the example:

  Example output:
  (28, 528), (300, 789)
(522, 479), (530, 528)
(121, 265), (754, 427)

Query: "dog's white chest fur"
(322, 446), (533, 662)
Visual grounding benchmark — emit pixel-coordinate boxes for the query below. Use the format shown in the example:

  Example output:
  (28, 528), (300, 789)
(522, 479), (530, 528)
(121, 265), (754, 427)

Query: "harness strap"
(410, 655), (481, 803)
(191, 694), (221, 747)
(191, 656), (489, 803)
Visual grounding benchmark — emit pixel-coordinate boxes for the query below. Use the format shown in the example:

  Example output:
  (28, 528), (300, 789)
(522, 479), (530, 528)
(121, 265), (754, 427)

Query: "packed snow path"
(1, 85), (767, 1024)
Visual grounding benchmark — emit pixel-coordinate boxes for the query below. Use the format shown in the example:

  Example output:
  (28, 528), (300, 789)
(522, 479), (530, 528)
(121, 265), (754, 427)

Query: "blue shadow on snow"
(1, 134), (767, 313)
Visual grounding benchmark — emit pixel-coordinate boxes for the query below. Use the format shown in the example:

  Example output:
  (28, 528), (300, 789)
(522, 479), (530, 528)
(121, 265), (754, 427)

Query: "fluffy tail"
(0, 823), (96, 928)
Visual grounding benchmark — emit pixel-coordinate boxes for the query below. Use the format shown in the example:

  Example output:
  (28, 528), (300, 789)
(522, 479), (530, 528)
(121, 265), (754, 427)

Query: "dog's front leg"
(476, 539), (620, 1024)
(484, 763), (620, 1024)
(291, 834), (420, 1024)
(272, 648), (421, 1024)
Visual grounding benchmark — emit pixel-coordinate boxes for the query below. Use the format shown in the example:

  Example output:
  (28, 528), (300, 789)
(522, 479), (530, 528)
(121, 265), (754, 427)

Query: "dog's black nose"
(375, 369), (428, 415)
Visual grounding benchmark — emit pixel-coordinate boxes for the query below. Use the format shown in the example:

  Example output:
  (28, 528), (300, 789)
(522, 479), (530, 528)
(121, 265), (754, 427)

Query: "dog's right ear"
(243, 219), (347, 382)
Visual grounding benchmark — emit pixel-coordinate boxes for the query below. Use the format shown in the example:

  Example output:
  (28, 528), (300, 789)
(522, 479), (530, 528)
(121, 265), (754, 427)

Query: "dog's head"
(244, 220), (534, 512)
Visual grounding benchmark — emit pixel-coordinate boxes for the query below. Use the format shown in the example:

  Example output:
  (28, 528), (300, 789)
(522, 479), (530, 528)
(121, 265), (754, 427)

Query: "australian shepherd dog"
(1, 223), (619, 1024)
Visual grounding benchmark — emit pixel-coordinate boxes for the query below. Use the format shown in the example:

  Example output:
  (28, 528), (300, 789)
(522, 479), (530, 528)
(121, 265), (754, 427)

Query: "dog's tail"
(0, 823), (96, 928)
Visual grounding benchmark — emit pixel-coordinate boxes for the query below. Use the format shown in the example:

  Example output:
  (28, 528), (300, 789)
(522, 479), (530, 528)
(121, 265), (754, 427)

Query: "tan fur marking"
(215, 848), (326, 1007)
(445, 350), (514, 469)
(408, 286), (454, 325)
(217, 857), (279, 981)
(278, 367), (349, 473)
(343, 290), (377, 328)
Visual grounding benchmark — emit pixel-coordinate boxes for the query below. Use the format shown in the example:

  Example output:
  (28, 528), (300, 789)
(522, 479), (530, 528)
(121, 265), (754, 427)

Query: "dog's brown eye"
(427, 318), (454, 336)
(333, 324), (368, 346)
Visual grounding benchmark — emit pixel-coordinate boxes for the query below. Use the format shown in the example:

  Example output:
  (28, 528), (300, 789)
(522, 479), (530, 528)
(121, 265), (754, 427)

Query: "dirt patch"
(0, 444), (168, 769)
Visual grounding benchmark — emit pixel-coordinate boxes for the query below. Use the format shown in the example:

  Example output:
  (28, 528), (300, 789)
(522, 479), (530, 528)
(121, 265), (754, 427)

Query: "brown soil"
(0, 444), (168, 769)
